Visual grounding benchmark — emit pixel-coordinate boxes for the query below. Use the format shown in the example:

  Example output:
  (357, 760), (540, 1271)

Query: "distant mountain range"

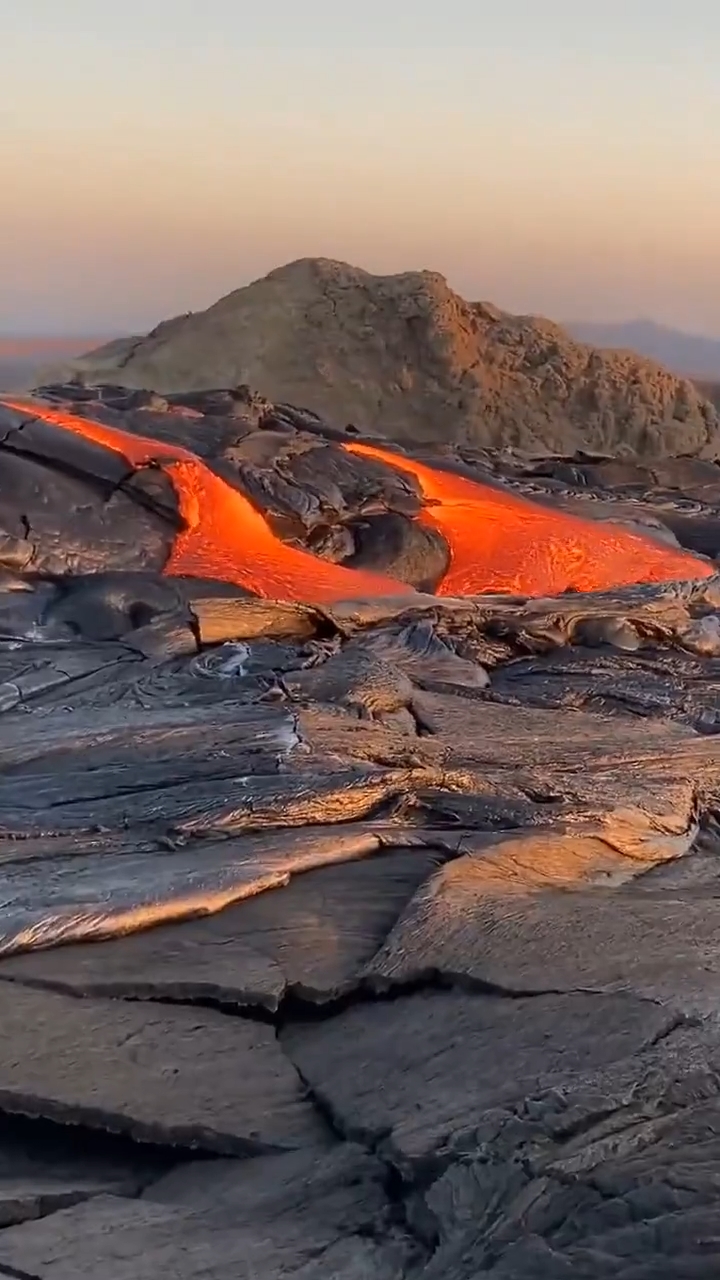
(564, 319), (720, 380)
(0, 337), (110, 390)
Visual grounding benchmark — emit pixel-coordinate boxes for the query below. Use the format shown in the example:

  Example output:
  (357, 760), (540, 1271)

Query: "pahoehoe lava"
(344, 439), (714, 595)
(0, 383), (720, 1277)
(1, 397), (413, 604)
(2, 395), (711, 600)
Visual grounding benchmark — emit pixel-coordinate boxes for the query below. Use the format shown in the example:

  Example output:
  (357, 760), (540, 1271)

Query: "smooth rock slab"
(0, 1196), (240, 1280)
(364, 836), (720, 1018)
(0, 1146), (412, 1279)
(0, 843), (437, 1005)
(145, 1141), (389, 1229)
(0, 1113), (164, 1230)
(282, 988), (677, 1173)
(0, 823), (390, 957)
(194, 846), (440, 1002)
(0, 930), (286, 1011)
(0, 983), (325, 1153)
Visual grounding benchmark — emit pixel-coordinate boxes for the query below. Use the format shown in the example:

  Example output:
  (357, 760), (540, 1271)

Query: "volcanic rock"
(44, 258), (720, 458)
(1, 383), (720, 1276)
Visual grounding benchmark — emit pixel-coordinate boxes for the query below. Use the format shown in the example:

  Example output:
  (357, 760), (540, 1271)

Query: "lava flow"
(1, 398), (713, 601)
(0, 399), (412, 604)
(343, 440), (714, 596)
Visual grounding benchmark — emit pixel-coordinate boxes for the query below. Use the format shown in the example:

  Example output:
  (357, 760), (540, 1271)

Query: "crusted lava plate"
(0, 384), (718, 1277)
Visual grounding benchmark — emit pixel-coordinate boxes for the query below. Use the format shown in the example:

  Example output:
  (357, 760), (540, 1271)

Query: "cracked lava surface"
(1, 386), (720, 1277)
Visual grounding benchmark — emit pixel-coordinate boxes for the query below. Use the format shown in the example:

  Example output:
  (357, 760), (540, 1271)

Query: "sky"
(2, 0), (720, 337)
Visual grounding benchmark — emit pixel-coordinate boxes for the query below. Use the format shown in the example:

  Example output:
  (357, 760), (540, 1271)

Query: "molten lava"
(342, 440), (713, 596)
(1, 399), (713, 601)
(1, 399), (412, 604)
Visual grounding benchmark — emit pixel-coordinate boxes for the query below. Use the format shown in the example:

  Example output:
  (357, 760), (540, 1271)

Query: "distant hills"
(0, 337), (110, 391)
(564, 319), (720, 381)
(8, 315), (720, 389)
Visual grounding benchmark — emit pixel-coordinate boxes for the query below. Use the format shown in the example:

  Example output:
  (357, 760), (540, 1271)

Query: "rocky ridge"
(44, 258), (720, 459)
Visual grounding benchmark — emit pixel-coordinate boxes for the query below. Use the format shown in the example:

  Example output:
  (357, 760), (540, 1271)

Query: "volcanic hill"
(45, 257), (720, 459)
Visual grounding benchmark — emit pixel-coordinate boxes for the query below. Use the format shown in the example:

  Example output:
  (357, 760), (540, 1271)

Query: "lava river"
(2, 398), (713, 601)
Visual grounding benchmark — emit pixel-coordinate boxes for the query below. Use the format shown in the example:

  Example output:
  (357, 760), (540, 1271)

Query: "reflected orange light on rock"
(1, 399), (413, 604)
(343, 440), (713, 596)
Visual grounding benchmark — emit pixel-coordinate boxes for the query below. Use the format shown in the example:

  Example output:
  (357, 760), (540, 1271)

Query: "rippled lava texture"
(2, 397), (711, 601)
(4, 388), (720, 1279)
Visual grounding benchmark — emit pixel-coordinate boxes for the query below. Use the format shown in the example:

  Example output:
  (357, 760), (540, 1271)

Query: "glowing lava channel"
(2, 399), (713, 600)
(1, 399), (413, 604)
(343, 440), (713, 596)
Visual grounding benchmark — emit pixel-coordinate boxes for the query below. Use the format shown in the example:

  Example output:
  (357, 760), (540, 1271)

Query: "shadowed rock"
(0, 983), (326, 1153)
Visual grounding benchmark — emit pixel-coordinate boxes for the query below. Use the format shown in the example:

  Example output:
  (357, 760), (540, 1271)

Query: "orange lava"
(343, 440), (713, 596)
(1, 399), (413, 604)
(1, 398), (712, 601)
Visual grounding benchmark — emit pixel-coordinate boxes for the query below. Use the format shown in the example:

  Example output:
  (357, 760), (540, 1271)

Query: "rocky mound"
(46, 258), (720, 460)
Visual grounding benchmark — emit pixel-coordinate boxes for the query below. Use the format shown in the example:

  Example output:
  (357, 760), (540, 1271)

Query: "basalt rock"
(0, 384), (718, 1276)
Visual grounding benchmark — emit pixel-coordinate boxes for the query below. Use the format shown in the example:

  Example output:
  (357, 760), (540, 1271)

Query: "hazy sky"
(2, 0), (720, 336)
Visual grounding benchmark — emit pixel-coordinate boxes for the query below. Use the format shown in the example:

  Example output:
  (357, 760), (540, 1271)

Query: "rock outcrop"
(46, 258), (720, 459)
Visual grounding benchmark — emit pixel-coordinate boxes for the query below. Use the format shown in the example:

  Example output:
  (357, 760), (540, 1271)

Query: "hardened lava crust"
(0, 383), (720, 1275)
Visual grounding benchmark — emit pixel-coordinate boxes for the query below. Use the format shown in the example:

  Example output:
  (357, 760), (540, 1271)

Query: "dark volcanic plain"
(1, 378), (720, 1278)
